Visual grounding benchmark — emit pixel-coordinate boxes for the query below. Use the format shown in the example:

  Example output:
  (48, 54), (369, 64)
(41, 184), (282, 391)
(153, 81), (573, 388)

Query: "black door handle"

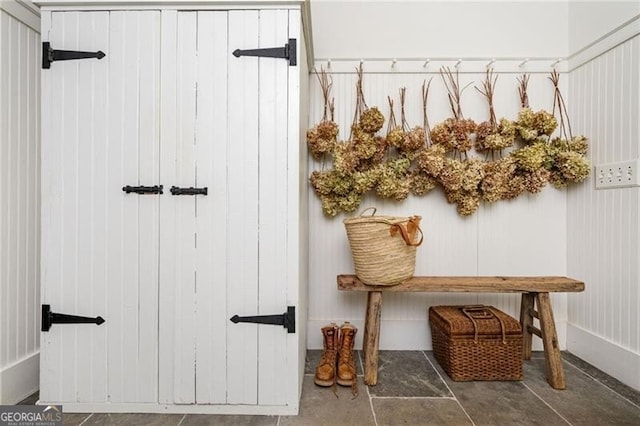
(170, 186), (208, 196)
(122, 185), (163, 194)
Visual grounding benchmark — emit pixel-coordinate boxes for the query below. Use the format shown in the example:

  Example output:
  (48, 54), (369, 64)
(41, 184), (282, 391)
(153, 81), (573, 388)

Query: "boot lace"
(339, 331), (359, 398)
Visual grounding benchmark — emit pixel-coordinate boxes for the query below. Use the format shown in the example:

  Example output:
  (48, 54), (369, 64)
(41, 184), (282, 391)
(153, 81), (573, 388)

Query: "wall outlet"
(595, 159), (640, 189)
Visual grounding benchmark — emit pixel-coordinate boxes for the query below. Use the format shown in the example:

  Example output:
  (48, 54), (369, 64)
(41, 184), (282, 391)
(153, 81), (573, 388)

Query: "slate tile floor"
(18, 351), (640, 425)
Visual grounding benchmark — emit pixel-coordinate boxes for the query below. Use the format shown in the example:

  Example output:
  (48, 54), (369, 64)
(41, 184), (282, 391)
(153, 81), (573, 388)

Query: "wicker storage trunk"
(429, 305), (523, 381)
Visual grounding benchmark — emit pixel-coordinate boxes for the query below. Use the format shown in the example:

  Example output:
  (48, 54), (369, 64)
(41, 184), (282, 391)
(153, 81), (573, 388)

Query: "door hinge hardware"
(170, 186), (208, 196)
(232, 38), (297, 66)
(41, 304), (105, 332)
(122, 185), (163, 195)
(230, 306), (295, 333)
(42, 42), (106, 69)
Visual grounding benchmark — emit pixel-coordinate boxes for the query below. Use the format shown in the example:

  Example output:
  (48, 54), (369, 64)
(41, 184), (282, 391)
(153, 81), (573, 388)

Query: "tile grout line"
(422, 351), (477, 426)
(177, 413), (187, 425)
(78, 412), (94, 425)
(366, 376), (379, 426)
(358, 350), (380, 426)
(521, 382), (573, 426)
(562, 358), (640, 410)
(369, 396), (459, 400)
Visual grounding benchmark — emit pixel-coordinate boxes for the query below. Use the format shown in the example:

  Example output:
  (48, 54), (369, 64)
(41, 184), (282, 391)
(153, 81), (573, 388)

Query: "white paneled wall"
(0, 7), (41, 404)
(307, 70), (567, 350)
(567, 34), (640, 390)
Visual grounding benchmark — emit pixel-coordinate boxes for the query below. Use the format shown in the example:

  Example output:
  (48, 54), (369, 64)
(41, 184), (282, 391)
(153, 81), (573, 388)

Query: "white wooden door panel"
(226, 9), (260, 405)
(194, 10), (229, 405)
(41, 11), (111, 404)
(107, 11), (161, 403)
(132, 10), (161, 403)
(174, 10), (198, 404)
(286, 9), (304, 408)
(158, 8), (177, 405)
(75, 11), (109, 403)
(41, 10), (161, 404)
(257, 9), (290, 406)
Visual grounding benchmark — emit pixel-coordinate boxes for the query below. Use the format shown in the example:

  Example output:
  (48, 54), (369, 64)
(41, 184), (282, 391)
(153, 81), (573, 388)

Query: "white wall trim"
(307, 319), (563, 352)
(567, 323), (640, 391)
(0, 352), (39, 405)
(34, 401), (298, 415)
(0, 0), (40, 32)
(568, 13), (640, 71)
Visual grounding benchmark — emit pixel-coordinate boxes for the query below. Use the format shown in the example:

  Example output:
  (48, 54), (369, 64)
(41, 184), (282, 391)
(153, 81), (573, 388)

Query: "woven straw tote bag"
(343, 207), (423, 285)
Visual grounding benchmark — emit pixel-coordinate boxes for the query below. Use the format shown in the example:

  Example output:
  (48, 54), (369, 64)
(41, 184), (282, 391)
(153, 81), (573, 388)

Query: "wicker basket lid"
(429, 305), (522, 337)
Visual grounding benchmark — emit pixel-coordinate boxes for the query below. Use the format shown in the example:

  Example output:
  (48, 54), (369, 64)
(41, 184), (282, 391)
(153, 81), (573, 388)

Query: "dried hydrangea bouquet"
(308, 66), (590, 217)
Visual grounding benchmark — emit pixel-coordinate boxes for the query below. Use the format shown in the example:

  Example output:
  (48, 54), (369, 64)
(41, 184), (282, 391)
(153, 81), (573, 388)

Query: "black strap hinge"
(42, 41), (106, 69)
(232, 38), (296, 66)
(41, 304), (105, 332)
(230, 306), (295, 333)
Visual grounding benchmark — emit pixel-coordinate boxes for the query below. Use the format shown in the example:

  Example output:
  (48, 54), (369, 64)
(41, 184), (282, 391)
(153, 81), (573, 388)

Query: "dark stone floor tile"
(81, 413), (183, 425)
(181, 414), (277, 425)
(563, 351), (640, 407)
(426, 352), (567, 426)
(372, 398), (472, 426)
(279, 375), (374, 426)
(305, 349), (363, 376)
(17, 391), (39, 405)
(523, 358), (640, 425)
(62, 413), (93, 426)
(368, 351), (450, 398)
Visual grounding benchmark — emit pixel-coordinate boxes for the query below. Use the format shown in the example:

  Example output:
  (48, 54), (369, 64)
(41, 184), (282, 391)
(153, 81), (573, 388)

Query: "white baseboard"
(567, 324), (640, 391)
(307, 319), (566, 352)
(0, 352), (39, 405)
(35, 402), (298, 415)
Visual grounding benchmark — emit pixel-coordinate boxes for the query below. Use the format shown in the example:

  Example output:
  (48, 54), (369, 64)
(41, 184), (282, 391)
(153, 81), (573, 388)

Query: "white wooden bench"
(337, 275), (585, 390)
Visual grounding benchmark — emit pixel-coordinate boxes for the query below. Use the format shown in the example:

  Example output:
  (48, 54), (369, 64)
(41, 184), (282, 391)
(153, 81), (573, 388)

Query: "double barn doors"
(41, 9), (298, 409)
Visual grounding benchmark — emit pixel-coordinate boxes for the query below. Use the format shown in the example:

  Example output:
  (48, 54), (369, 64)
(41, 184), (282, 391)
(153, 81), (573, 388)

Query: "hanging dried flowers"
(475, 69), (517, 155)
(544, 70), (591, 188)
(307, 67), (590, 217)
(431, 67), (477, 156)
(307, 68), (338, 161)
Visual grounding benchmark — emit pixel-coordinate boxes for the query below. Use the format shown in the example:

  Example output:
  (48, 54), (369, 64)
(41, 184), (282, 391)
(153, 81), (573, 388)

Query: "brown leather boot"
(336, 322), (358, 395)
(314, 323), (339, 387)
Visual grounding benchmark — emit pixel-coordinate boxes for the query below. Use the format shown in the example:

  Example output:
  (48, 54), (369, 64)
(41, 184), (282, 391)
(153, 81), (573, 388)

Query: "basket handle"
(357, 207), (377, 217)
(390, 217), (424, 247)
(462, 306), (507, 344)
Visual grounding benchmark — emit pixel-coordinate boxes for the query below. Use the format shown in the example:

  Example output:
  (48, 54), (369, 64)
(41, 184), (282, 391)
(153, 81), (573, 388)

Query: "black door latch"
(170, 186), (208, 196)
(122, 185), (163, 194)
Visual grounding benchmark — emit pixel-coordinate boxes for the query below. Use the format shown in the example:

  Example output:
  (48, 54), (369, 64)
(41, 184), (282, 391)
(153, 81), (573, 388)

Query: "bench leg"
(363, 291), (382, 386)
(536, 292), (566, 390)
(520, 292), (535, 360)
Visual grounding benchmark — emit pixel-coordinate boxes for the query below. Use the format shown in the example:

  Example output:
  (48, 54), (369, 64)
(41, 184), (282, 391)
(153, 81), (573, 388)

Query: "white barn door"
(40, 11), (161, 403)
(158, 9), (294, 407)
(41, 8), (297, 410)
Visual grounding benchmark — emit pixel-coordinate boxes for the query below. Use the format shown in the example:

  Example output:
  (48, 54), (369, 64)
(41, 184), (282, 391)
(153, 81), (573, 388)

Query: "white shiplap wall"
(0, 7), (41, 404)
(307, 69), (567, 350)
(567, 34), (640, 390)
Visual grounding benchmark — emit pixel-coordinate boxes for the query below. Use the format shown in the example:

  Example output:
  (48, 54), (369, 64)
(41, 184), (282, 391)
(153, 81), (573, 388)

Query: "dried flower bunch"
(308, 67), (590, 217)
